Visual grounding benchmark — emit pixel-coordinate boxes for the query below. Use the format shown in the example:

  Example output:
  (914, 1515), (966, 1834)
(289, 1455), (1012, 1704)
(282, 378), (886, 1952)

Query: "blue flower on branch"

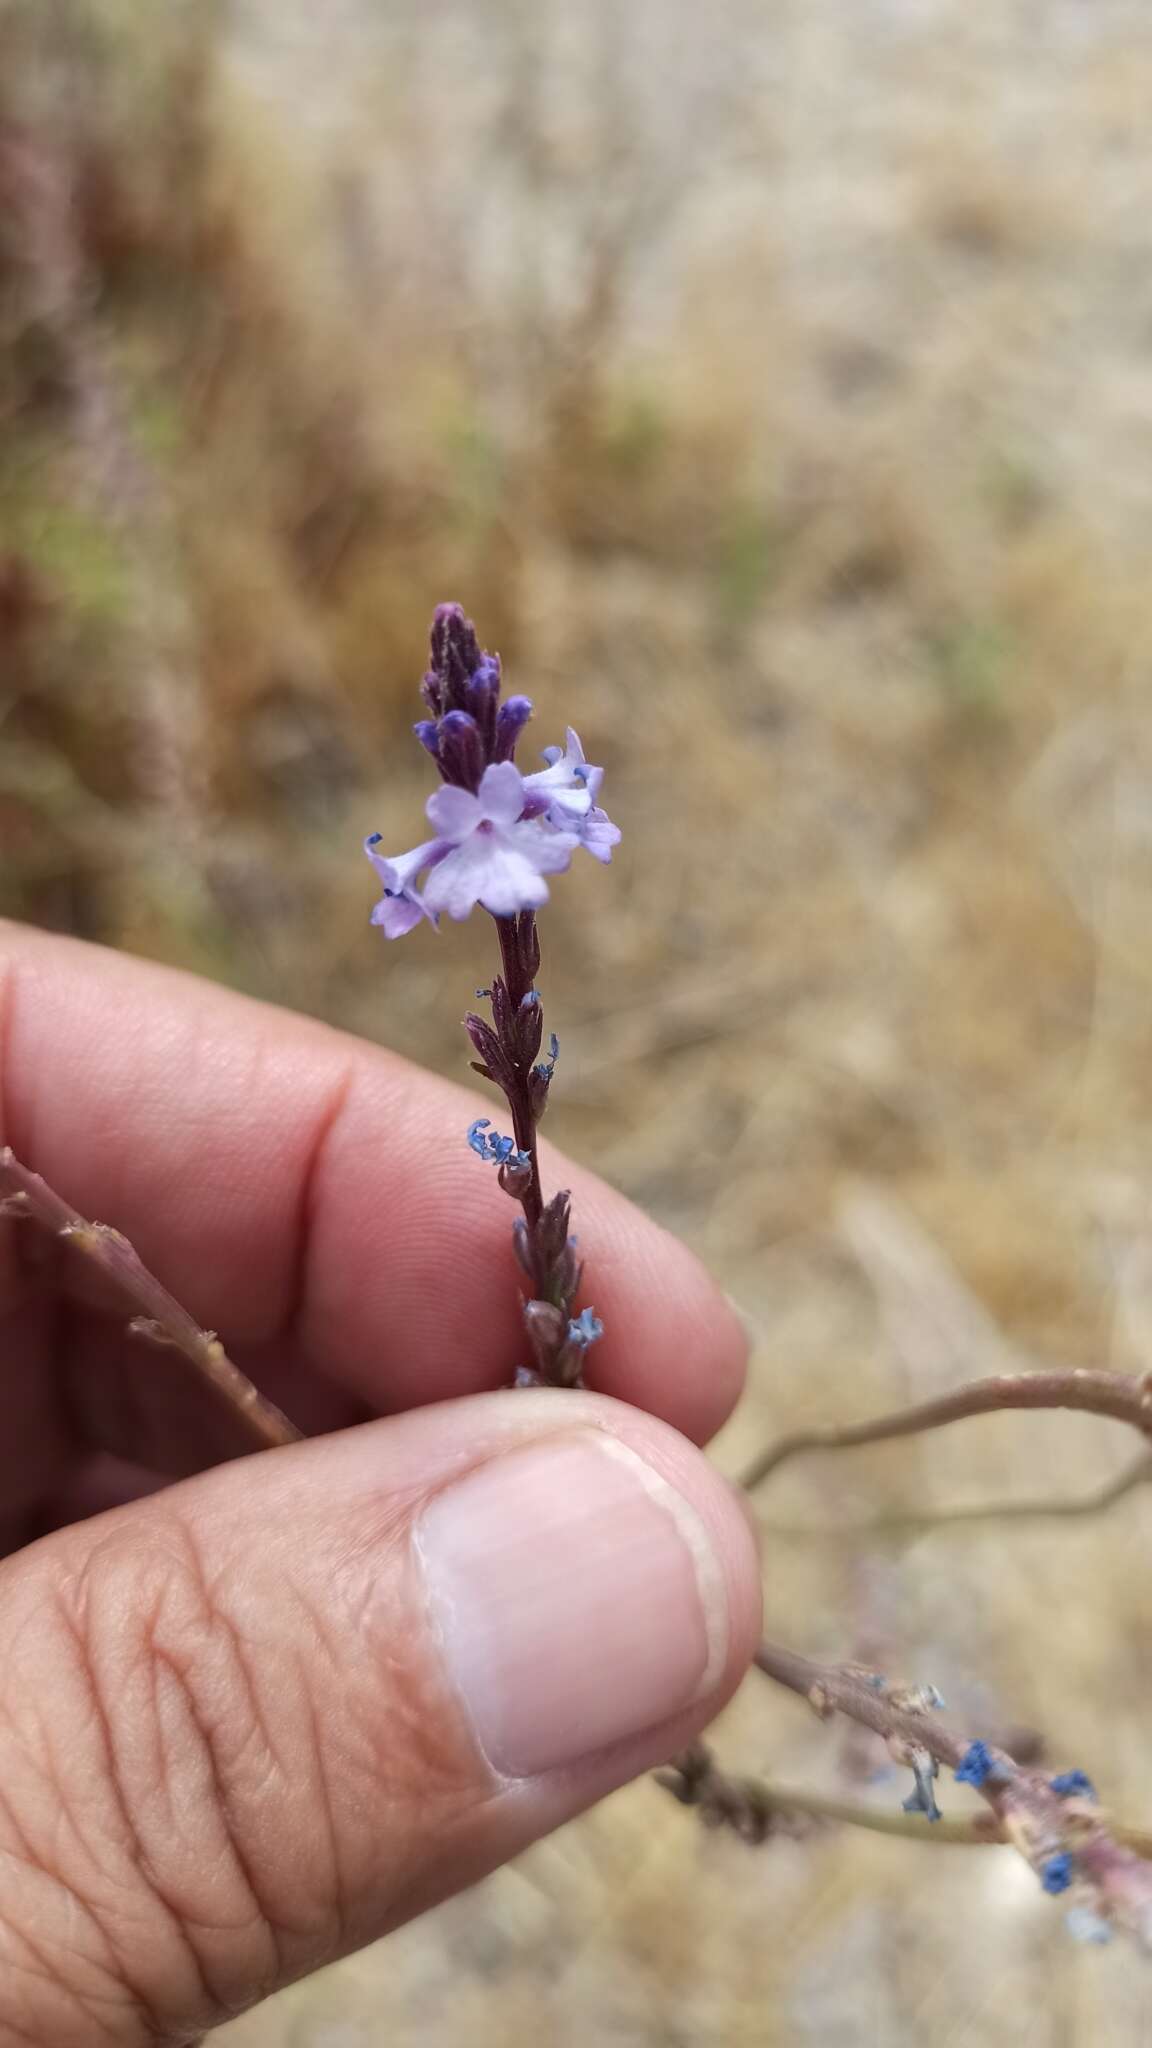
(955, 1740), (995, 1788)
(566, 1306), (604, 1352)
(1050, 1770), (1096, 1801)
(1041, 1853), (1074, 1895)
(466, 1119), (530, 1168)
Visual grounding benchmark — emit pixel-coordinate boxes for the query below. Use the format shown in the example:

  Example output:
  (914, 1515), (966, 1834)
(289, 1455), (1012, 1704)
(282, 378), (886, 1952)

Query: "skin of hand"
(0, 922), (762, 2046)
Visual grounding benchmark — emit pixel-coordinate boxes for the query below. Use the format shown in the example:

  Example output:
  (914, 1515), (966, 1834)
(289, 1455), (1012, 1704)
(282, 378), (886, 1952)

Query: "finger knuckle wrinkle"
(28, 1514), (293, 2020)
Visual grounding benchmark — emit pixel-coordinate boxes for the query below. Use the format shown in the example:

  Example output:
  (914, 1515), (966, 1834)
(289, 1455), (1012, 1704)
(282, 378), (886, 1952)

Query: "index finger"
(0, 923), (747, 1445)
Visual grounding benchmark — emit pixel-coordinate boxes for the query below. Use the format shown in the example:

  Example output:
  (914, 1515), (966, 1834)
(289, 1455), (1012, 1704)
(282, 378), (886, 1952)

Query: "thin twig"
(753, 1639), (1152, 1947)
(0, 1147), (299, 1452)
(740, 1370), (1152, 1492)
(754, 1450), (1152, 1540)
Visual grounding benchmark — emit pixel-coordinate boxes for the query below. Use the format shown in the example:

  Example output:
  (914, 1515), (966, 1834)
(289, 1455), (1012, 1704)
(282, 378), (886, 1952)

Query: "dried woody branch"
(740, 1368), (1152, 1492)
(755, 1452), (1152, 1541)
(747, 1642), (1152, 1946)
(0, 1146), (299, 1454)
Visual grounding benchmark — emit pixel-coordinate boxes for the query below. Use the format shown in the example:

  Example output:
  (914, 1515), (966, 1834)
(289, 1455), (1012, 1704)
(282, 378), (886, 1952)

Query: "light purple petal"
(371, 892), (427, 937)
(580, 807), (621, 863)
(365, 835), (443, 891)
(522, 757), (568, 795)
(426, 783), (482, 840)
(422, 819), (576, 919)
(529, 824), (580, 873)
(524, 730), (602, 811)
(421, 838), (492, 920)
(477, 760), (528, 828)
(420, 835), (539, 919)
(543, 786), (594, 826)
(476, 845), (556, 915)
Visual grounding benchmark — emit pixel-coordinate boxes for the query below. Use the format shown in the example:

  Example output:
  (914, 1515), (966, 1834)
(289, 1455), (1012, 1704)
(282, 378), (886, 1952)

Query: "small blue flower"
(955, 1740), (996, 1788)
(567, 1306), (604, 1351)
(1041, 1853), (1074, 1896)
(532, 1033), (561, 1094)
(467, 1118), (530, 1168)
(1050, 1770), (1096, 1801)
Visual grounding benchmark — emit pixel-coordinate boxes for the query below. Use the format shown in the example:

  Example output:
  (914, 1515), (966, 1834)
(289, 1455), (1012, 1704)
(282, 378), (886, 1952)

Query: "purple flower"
(422, 762), (577, 921)
(523, 728), (621, 863)
(364, 834), (442, 937)
(366, 610), (618, 936)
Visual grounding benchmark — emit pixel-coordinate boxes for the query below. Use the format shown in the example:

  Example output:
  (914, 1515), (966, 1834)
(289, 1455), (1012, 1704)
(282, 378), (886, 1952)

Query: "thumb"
(0, 1389), (761, 2044)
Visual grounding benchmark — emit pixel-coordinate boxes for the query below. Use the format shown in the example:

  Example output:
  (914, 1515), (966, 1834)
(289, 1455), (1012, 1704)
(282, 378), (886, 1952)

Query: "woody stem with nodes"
(364, 602), (620, 1388)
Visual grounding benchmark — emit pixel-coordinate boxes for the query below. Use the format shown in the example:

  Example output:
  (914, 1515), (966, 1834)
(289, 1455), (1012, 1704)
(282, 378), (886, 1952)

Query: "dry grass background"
(4, 0), (1152, 2039)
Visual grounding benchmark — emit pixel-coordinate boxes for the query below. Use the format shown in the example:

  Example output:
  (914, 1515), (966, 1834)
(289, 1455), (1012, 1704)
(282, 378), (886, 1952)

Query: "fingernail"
(417, 1430), (727, 1778)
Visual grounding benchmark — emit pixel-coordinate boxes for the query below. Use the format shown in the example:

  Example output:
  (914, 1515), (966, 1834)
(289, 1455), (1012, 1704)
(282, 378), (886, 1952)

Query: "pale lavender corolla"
(522, 728), (621, 864)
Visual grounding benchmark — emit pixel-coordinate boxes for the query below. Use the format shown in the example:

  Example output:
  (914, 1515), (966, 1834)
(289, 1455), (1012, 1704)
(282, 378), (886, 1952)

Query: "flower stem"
(493, 911), (545, 1235)
(466, 910), (589, 1386)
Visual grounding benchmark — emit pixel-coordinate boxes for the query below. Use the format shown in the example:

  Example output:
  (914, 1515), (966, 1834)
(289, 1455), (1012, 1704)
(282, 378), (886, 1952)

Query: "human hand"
(0, 923), (761, 2045)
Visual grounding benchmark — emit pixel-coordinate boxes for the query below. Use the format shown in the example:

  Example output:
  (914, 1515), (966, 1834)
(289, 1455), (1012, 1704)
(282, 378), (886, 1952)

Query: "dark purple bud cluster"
(416, 602), (533, 791)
